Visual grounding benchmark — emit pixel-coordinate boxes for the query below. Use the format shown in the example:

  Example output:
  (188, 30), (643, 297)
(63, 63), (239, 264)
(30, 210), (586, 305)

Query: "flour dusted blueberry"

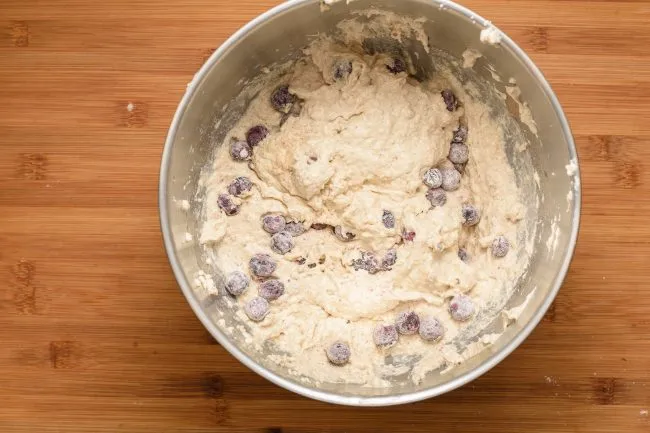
(441, 89), (458, 111)
(449, 143), (469, 164)
(449, 294), (475, 322)
(441, 167), (461, 191)
(262, 214), (286, 234)
(227, 176), (253, 197)
(382, 248), (397, 268)
(382, 210), (395, 229)
(225, 271), (249, 296)
(426, 187), (447, 207)
(419, 316), (445, 342)
(395, 311), (420, 335)
(402, 229), (416, 242)
(246, 125), (269, 147)
(492, 235), (510, 258)
(326, 341), (351, 365)
(249, 253), (277, 278)
(334, 59), (353, 80)
(244, 297), (270, 322)
(352, 251), (380, 274)
(373, 324), (399, 348)
(387, 58), (406, 74)
(230, 140), (251, 161)
(423, 168), (443, 189)
(271, 231), (294, 255)
(334, 226), (355, 242)
(258, 279), (285, 301)
(270, 85), (296, 113)
(452, 125), (468, 143)
(458, 248), (469, 262)
(284, 221), (306, 237)
(462, 204), (481, 226)
(217, 193), (240, 216)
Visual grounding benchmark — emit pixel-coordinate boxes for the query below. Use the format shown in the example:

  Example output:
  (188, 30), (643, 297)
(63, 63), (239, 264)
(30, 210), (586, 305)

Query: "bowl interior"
(161, 0), (579, 405)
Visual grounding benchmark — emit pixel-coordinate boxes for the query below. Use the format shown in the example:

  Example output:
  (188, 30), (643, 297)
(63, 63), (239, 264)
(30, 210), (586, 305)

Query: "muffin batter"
(199, 31), (531, 386)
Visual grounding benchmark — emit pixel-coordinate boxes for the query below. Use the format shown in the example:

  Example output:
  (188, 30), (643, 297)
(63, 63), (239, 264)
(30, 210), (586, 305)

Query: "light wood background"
(1, 0), (649, 431)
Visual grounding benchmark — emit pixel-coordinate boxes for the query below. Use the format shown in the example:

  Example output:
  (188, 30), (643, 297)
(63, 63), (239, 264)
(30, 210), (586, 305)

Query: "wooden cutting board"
(1, 0), (649, 431)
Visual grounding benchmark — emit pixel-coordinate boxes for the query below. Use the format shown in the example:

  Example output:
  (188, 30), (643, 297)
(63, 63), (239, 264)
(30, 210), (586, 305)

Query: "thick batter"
(199, 32), (531, 386)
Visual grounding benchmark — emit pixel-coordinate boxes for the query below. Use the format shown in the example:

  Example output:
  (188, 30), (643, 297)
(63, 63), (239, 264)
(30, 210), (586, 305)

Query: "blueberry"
(441, 168), (461, 191)
(449, 143), (469, 164)
(441, 89), (458, 111)
(244, 297), (270, 322)
(225, 271), (249, 296)
(271, 231), (294, 255)
(258, 279), (285, 301)
(382, 210), (395, 229)
(449, 294), (475, 322)
(334, 226), (355, 242)
(452, 125), (468, 143)
(382, 248), (397, 268)
(217, 194), (240, 216)
(373, 324), (399, 348)
(270, 85), (296, 113)
(334, 60), (353, 80)
(458, 248), (469, 262)
(227, 176), (253, 197)
(262, 214), (286, 234)
(423, 168), (443, 189)
(230, 140), (251, 161)
(419, 316), (445, 342)
(352, 251), (380, 274)
(249, 254), (277, 277)
(284, 221), (306, 237)
(387, 58), (407, 74)
(492, 235), (510, 258)
(402, 229), (416, 242)
(246, 125), (269, 147)
(325, 341), (351, 365)
(462, 204), (481, 226)
(426, 187), (447, 207)
(395, 311), (420, 335)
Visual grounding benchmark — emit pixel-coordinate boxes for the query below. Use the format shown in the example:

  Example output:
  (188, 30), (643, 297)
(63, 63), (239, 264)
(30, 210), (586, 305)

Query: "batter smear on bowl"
(199, 16), (534, 387)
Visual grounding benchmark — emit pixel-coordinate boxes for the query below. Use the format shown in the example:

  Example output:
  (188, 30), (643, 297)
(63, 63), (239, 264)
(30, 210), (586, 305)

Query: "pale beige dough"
(200, 35), (531, 386)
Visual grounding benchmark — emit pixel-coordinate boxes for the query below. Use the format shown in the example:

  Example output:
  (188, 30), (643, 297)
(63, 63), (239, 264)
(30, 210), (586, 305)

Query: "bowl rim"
(159, 0), (581, 406)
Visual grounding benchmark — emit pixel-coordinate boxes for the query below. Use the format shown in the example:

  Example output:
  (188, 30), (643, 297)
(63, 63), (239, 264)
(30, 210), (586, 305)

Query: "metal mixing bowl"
(159, 0), (581, 406)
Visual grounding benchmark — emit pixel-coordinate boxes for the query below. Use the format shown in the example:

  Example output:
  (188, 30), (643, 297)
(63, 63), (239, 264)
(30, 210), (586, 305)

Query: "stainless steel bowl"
(159, 0), (581, 406)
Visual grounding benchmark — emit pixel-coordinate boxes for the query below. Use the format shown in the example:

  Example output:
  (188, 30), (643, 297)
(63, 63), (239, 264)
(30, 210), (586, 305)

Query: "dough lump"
(200, 33), (532, 386)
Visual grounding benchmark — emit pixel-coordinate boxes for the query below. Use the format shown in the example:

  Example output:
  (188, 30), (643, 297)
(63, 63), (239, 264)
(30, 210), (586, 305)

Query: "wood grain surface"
(1, 0), (649, 431)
